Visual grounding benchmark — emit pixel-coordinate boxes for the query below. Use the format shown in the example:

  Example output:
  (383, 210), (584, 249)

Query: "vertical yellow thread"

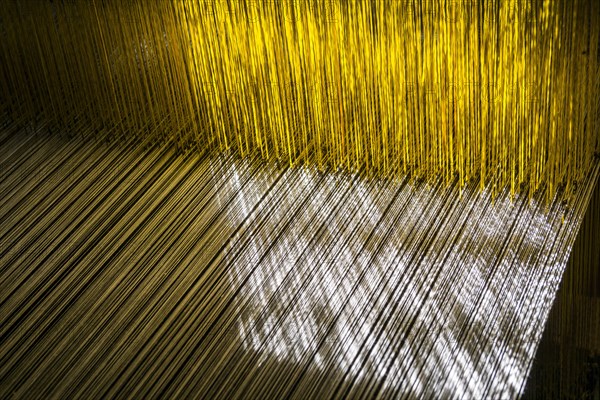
(0, 0), (598, 202)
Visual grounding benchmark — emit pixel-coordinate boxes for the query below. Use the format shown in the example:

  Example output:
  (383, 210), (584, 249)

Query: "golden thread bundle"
(0, 0), (599, 201)
(0, 128), (597, 398)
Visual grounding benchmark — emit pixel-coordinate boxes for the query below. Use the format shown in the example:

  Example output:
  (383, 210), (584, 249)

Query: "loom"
(0, 1), (599, 398)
